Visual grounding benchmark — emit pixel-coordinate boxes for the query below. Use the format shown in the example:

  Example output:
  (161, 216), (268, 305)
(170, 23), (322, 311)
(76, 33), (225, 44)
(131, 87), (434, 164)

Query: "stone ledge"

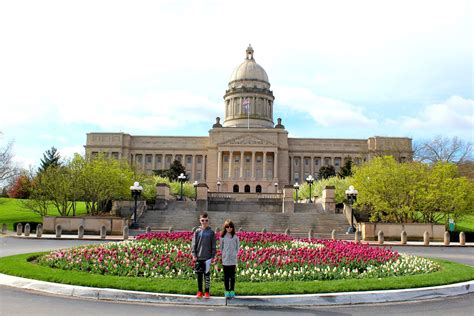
(0, 273), (472, 307)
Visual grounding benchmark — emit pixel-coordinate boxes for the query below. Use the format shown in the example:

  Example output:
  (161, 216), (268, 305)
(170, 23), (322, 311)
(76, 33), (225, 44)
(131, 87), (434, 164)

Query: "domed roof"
(229, 45), (269, 83)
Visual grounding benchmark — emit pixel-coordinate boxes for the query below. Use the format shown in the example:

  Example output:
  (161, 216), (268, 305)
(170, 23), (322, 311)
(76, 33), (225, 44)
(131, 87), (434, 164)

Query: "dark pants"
(196, 260), (211, 292)
(223, 265), (236, 291)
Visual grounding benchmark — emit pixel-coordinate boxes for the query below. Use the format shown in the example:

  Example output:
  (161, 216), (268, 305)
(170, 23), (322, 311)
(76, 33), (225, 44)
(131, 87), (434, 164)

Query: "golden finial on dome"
(246, 44), (254, 60)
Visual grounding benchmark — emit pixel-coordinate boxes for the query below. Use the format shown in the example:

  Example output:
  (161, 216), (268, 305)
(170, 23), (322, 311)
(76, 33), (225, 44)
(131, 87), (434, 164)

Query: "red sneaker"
(204, 292), (210, 299)
(196, 291), (203, 298)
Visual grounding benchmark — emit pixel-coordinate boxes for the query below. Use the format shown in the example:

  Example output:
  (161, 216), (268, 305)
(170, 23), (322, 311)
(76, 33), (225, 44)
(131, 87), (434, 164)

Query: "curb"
(0, 273), (472, 306)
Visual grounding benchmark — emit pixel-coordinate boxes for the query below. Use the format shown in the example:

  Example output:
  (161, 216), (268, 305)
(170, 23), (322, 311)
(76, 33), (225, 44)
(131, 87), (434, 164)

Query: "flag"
(242, 97), (250, 114)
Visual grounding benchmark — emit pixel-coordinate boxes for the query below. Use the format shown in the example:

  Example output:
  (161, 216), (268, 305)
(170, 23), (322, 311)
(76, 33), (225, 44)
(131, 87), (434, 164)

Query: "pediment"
(220, 134), (276, 146)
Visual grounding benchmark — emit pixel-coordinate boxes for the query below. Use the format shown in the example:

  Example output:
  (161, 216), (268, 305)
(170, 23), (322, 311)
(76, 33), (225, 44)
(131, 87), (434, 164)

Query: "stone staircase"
(138, 200), (351, 239)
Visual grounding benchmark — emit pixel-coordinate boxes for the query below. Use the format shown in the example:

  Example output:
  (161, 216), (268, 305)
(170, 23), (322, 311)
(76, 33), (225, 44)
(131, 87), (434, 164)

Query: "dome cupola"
(222, 45), (275, 128)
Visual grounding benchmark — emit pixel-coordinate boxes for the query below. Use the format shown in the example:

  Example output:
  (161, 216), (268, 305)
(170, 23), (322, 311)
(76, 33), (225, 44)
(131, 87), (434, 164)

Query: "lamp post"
(129, 181), (143, 229)
(217, 180), (221, 192)
(274, 182), (278, 193)
(293, 182), (300, 203)
(193, 181), (198, 200)
(305, 174), (314, 203)
(178, 173), (187, 201)
(345, 185), (358, 233)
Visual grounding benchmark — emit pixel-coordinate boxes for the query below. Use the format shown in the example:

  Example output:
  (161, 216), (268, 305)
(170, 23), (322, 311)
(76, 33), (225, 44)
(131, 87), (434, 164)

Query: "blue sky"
(0, 0), (472, 168)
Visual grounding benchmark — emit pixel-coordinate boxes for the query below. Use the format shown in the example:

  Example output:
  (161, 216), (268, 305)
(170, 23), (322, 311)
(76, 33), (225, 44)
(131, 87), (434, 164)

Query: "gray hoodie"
(220, 233), (240, 266)
(192, 227), (216, 260)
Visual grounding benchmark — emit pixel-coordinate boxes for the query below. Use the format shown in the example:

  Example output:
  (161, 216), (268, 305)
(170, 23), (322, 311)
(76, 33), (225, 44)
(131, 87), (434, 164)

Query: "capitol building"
(85, 45), (412, 193)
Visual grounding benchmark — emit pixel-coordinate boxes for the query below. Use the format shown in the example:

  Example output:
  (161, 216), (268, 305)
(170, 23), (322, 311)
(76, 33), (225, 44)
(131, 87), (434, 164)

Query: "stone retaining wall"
(43, 216), (127, 235)
(360, 222), (445, 241)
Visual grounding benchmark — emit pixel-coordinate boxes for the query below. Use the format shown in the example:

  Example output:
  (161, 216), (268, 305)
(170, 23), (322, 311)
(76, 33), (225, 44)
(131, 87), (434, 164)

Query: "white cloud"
(58, 145), (85, 161)
(396, 96), (474, 136)
(275, 86), (377, 128)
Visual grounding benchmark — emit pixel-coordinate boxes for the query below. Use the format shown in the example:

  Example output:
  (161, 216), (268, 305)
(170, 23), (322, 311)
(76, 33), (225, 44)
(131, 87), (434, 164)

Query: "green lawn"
(455, 213), (474, 233)
(0, 252), (472, 295)
(0, 198), (88, 230)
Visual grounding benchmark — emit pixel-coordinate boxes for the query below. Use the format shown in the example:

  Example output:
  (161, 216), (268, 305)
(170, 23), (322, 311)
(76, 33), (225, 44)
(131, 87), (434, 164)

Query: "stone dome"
(229, 45), (269, 84)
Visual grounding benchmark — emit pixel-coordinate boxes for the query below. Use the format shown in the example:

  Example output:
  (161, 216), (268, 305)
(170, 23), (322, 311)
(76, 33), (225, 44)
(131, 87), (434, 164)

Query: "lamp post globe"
(129, 181), (143, 229)
(345, 185), (358, 234)
(305, 175), (314, 203)
(178, 173), (187, 201)
(274, 182), (278, 193)
(193, 181), (198, 200)
(293, 182), (300, 203)
(217, 180), (221, 192)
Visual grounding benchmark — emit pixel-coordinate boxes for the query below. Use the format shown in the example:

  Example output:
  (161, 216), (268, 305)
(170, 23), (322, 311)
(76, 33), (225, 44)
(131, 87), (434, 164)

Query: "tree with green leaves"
(318, 165), (336, 179)
(337, 158), (353, 178)
(154, 160), (187, 181)
(38, 147), (61, 173)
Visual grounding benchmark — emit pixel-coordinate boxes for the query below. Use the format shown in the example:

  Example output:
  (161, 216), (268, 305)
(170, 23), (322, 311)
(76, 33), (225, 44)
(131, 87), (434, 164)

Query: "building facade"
(85, 45), (412, 193)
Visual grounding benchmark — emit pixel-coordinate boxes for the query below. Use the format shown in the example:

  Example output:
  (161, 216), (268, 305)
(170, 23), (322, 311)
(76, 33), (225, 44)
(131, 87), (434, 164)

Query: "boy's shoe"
(230, 291), (235, 298)
(196, 291), (203, 298)
(204, 292), (210, 299)
(224, 291), (230, 298)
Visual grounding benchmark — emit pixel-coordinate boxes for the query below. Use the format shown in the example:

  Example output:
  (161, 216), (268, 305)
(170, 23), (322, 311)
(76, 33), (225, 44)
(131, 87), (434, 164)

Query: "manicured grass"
(455, 214), (474, 233)
(0, 252), (472, 295)
(0, 198), (88, 230)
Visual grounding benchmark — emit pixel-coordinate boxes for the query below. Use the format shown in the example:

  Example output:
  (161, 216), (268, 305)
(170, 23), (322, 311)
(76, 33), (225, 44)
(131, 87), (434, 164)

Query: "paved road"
(0, 237), (473, 316)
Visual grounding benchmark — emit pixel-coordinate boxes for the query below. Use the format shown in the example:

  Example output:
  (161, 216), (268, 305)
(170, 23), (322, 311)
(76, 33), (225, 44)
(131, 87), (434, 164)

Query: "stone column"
(322, 186), (336, 213)
(155, 183), (170, 210)
(162, 154), (165, 170)
(310, 155), (314, 178)
(290, 155), (294, 183)
(274, 151), (278, 179)
(217, 151), (222, 179)
(282, 185), (294, 214)
(251, 151), (256, 180)
(191, 155), (196, 181)
(262, 152), (267, 180)
(196, 183), (209, 212)
(240, 152), (244, 178)
(229, 151), (233, 179)
(300, 155), (304, 180)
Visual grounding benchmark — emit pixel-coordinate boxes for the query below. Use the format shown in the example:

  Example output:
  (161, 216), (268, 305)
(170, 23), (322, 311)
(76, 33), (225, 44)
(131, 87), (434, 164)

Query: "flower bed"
(37, 232), (439, 282)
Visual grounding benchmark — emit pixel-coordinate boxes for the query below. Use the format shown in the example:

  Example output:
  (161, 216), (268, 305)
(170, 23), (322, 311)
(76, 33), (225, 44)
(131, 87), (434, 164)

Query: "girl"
(220, 219), (240, 299)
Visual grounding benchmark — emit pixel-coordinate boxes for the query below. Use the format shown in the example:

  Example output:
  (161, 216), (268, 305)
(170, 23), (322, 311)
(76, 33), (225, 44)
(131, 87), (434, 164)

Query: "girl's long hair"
(221, 219), (235, 238)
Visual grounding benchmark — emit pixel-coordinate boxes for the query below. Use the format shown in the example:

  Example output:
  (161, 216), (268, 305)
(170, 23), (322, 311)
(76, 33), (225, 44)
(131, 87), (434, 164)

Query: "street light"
(345, 185), (358, 233)
(274, 182), (278, 193)
(129, 181), (143, 229)
(193, 180), (198, 200)
(217, 180), (221, 192)
(293, 182), (300, 203)
(305, 174), (314, 203)
(178, 173), (187, 201)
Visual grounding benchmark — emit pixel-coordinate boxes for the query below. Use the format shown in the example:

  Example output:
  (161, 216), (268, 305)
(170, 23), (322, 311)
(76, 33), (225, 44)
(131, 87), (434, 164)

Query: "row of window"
(232, 184), (263, 193)
(292, 157), (363, 167)
(222, 169), (273, 179)
(223, 155), (273, 163)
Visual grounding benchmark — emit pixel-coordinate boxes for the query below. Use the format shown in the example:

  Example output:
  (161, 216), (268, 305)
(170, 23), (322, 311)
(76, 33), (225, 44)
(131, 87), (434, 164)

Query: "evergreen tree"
(38, 147), (61, 173)
(337, 158), (353, 178)
(318, 165), (336, 179)
(154, 160), (187, 181)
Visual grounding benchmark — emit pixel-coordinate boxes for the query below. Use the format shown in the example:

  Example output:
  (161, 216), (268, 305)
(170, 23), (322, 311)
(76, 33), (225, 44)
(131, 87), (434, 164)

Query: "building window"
(256, 168), (262, 179)
(294, 158), (299, 166)
(324, 158), (331, 166)
(197, 156), (202, 164)
(156, 156), (162, 164)
(223, 169), (228, 179)
(136, 155), (142, 163)
(256, 156), (262, 163)
(294, 172), (300, 183)
(245, 170), (251, 178)
(334, 158), (341, 167)
(196, 171), (202, 180)
(234, 169), (239, 179)
(112, 152), (119, 159)
(166, 156), (172, 163)
(305, 158), (309, 166)
(244, 185), (251, 193)
(224, 155), (229, 162)
(267, 156), (273, 163)
(256, 185), (262, 193)
(233, 185), (239, 192)
(314, 158), (320, 166)
(245, 155), (251, 163)
(146, 155), (152, 163)
(187, 156), (192, 164)
(267, 170), (273, 179)
(235, 156), (240, 163)
(176, 155), (182, 162)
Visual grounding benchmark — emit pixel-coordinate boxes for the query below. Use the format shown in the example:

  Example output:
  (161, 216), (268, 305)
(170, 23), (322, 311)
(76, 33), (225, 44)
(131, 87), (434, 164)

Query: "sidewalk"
(0, 273), (472, 306)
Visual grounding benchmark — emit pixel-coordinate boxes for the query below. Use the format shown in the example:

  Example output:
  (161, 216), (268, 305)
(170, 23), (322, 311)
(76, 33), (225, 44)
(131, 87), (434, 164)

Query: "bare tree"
(0, 137), (17, 184)
(414, 135), (473, 164)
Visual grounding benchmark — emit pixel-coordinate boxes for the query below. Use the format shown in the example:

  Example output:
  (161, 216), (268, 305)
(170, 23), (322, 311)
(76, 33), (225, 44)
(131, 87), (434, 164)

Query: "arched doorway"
(256, 185), (262, 193)
(233, 184), (239, 192)
(244, 185), (251, 193)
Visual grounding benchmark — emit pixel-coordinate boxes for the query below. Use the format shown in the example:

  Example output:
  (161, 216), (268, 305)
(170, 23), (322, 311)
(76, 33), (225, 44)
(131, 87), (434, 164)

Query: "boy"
(191, 212), (216, 299)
